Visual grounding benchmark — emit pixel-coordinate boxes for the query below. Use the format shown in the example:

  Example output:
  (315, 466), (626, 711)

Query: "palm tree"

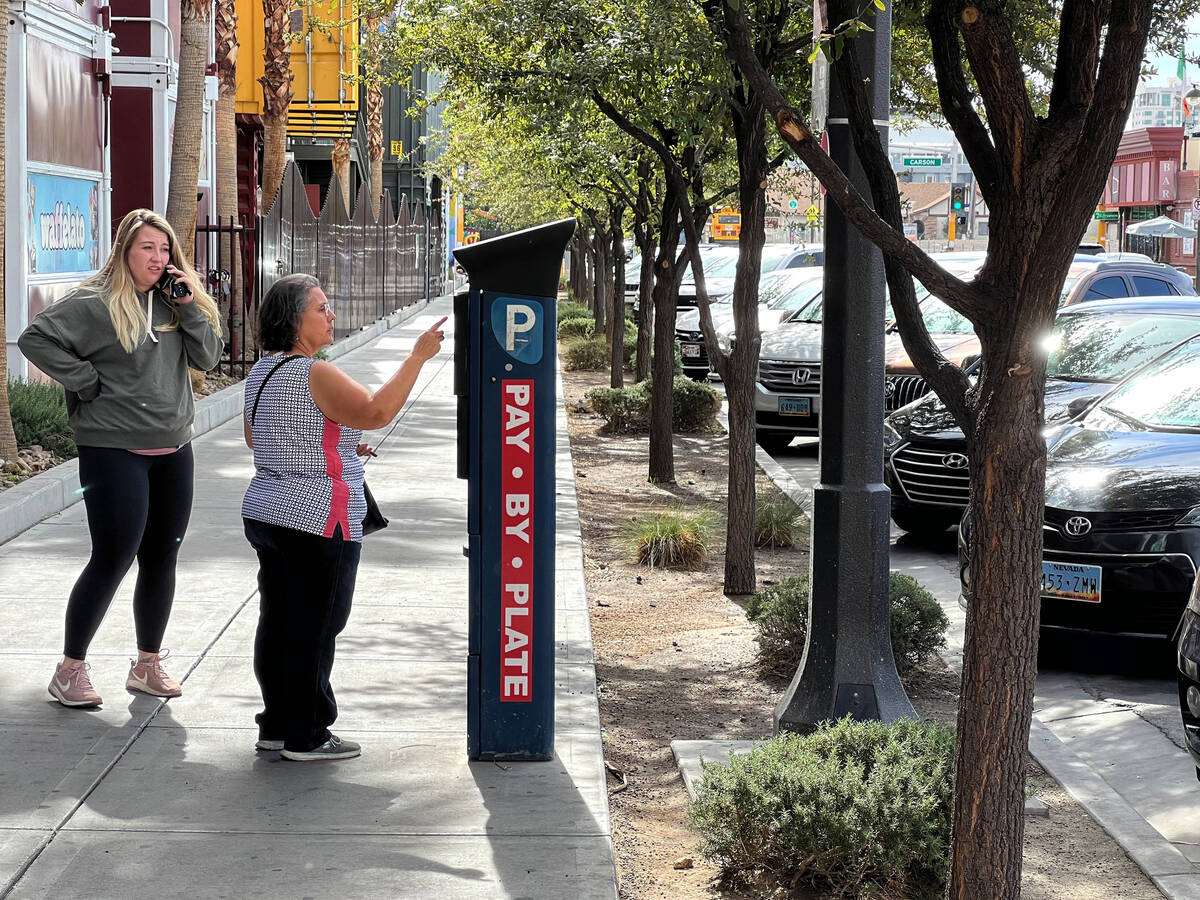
(332, 137), (351, 212)
(259, 0), (294, 210)
(214, 0), (240, 345)
(165, 0), (212, 262)
(0, 0), (18, 463)
(365, 16), (384, 221)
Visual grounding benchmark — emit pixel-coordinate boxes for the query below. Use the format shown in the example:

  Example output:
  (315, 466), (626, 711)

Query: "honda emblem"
(792, 367), (811, 386)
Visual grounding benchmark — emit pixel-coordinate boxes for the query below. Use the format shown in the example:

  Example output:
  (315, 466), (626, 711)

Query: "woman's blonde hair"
(83, 209), (222, 353)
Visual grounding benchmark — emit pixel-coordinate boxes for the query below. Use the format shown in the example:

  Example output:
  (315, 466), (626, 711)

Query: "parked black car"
(958, 333), (1200, 649)
(885, 298), (1200, 535)
(1179, 590), (1200, 780)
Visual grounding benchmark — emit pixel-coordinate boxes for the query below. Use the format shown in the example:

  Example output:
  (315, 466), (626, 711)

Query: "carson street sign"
(903, 156), (941, 167)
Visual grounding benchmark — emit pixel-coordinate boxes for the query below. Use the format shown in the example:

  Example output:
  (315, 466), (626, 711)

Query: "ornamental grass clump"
(753, 495), (807, 548)
(746, 571), (947, 676)
(687, 717), (954, 898)
(625, 508), (716, 568)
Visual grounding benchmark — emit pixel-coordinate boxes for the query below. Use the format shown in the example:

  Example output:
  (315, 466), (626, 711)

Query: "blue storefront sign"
(27, 173), (100, 276)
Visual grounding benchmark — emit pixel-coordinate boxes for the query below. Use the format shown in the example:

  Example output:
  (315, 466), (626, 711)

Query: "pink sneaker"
(48, 661), (102, 708)
(126, 650), (182, 698)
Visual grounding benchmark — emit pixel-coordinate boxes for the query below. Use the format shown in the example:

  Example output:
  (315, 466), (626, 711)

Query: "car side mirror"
(1066, 395), (1095, 420)
(961, 354), (981, 373)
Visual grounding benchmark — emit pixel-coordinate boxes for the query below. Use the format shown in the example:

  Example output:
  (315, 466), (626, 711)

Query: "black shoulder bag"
(250, 355), (389, 537)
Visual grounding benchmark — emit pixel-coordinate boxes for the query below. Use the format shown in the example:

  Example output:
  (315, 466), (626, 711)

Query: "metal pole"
(774, 0), (914, 733)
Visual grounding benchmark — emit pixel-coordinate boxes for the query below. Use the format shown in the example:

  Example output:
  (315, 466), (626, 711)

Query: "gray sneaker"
(255, 739), (284, 751)
(280, 734), (361, 761)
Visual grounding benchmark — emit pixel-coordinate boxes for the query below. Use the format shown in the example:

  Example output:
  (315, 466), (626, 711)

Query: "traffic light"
(950, 183), (966, 212)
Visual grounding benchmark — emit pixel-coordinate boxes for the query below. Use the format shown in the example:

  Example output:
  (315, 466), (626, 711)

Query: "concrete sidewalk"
(0, 297), (617, 899)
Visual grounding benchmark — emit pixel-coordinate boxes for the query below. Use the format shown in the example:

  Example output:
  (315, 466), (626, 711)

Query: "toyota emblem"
(792, 367), (811, 386)
(1063, 516), (1093, 537)
(942, 452), (969, 469)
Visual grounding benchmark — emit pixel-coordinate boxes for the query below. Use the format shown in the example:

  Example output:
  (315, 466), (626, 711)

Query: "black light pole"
(774, 2), (915, 733)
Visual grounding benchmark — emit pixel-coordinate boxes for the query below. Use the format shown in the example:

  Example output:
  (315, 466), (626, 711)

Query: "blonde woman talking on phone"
(242, 274), (445, 760)
(19, 208), (223, 709)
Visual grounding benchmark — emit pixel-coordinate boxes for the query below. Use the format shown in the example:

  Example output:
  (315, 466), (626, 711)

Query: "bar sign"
(500, 379), (534, 702)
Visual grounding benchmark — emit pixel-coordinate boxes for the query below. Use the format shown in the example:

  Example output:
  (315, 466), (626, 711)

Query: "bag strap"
(249, 354), (304, 425)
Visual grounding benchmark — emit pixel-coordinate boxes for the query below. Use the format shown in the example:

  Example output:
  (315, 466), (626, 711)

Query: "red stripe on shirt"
(321, 416), (350, 538)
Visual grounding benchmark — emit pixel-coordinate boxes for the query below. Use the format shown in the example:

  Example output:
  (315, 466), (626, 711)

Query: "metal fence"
(196, 160), (432, 377)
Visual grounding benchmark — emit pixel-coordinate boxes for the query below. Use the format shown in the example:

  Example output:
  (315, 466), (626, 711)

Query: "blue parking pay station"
(453, 219), (575, 760)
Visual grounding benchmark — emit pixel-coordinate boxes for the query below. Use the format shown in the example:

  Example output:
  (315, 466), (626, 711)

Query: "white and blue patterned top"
(242, 354), (366, 542)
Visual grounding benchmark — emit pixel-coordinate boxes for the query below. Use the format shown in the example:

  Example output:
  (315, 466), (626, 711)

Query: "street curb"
(752, 445), (1199, 899)
(0, 298), (435, 546)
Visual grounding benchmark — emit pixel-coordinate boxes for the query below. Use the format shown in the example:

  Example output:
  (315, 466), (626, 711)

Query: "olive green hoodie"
(17, 283), (224, 449)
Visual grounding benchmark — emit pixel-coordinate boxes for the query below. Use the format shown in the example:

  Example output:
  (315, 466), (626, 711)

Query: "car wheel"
(756, 430), (794, 454)
(890, 505), (960, 537)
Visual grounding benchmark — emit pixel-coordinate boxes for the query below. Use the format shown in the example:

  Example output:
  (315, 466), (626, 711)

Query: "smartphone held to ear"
(156, 272), (191, 300)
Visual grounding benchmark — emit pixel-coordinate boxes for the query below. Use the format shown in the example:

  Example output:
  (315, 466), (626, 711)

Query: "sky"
(1144, 17), (1200, 87)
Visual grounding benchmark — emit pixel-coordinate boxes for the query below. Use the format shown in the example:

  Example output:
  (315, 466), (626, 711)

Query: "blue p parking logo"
(491, 298), (543, 364)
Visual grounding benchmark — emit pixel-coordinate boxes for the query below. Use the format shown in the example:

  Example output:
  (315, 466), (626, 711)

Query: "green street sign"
(1093, 210), (1119, 222)
(903, 156), (941, 167)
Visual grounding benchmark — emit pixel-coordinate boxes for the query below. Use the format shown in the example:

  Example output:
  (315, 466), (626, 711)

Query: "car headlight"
(1189, 572), (1200, 615)
(883, 421), (903, 452)
(1178, 507), (1200, 527)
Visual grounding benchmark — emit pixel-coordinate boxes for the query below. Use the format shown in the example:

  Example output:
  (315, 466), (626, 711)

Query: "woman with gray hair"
(241, 273), (445, 760)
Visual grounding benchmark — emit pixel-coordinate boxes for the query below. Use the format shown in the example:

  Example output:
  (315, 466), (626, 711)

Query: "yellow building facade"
(235, 0), (360, 138)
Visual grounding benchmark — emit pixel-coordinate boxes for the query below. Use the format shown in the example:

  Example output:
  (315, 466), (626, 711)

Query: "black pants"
(63, 444), (195, 660)
(244, 518), (360, 752)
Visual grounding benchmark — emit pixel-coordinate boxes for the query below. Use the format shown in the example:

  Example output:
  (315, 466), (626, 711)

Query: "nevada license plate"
(681, 342), (701, 358)
(779, 396), (811, 416)
(1041, 561), (1102, 603)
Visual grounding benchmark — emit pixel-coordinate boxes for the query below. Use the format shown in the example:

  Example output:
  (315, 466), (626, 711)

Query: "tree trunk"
(609, 205), (626, 389)
(721, 90), (767, 596)
(580, 228), (594, 310)
(214, 0), (239, 350)
(259, 0), (294, 211)
(0, 0), (16, 463)
(571, 233), (587, 305)
(332, 138), (351, 213)
(591, 220), (607, 335)
(165, 0), (212, 263)
(635, 243), (654, 382)
(365, 17), (384, 221)
(952, 349), (1046, 898)
(648, 184), (684, 485)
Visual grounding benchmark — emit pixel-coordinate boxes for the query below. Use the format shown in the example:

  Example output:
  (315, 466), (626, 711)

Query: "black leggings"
(244, 518), (360, 752)
(63, 444), (195, 660)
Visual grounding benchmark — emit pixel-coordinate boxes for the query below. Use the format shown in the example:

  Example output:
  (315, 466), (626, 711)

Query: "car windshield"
(917, 296), (974, 334)
(1042, 312), (1200, 381)
(704, 253), (741, 279)
(769, 278), (824, 311)
(1098, 336), (1200, 430)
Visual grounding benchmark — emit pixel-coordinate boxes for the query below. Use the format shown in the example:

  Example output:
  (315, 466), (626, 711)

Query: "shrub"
(562, 338), (609, 371)
(558, 316), (596, 339)
(586, 377), (721, 434)
(630, 338), (685, 379)
(889, 572), (949, 673)
(672, 376), (722, 432)
(688, 717), (954, 898)
(557, 301), (591, 320)
(622, 332), (637, 368)
(625, 508), (715, 568)
(7, 379), (76, 459)
(753, 495), (807, 548)
(746, 571), (947, 675)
